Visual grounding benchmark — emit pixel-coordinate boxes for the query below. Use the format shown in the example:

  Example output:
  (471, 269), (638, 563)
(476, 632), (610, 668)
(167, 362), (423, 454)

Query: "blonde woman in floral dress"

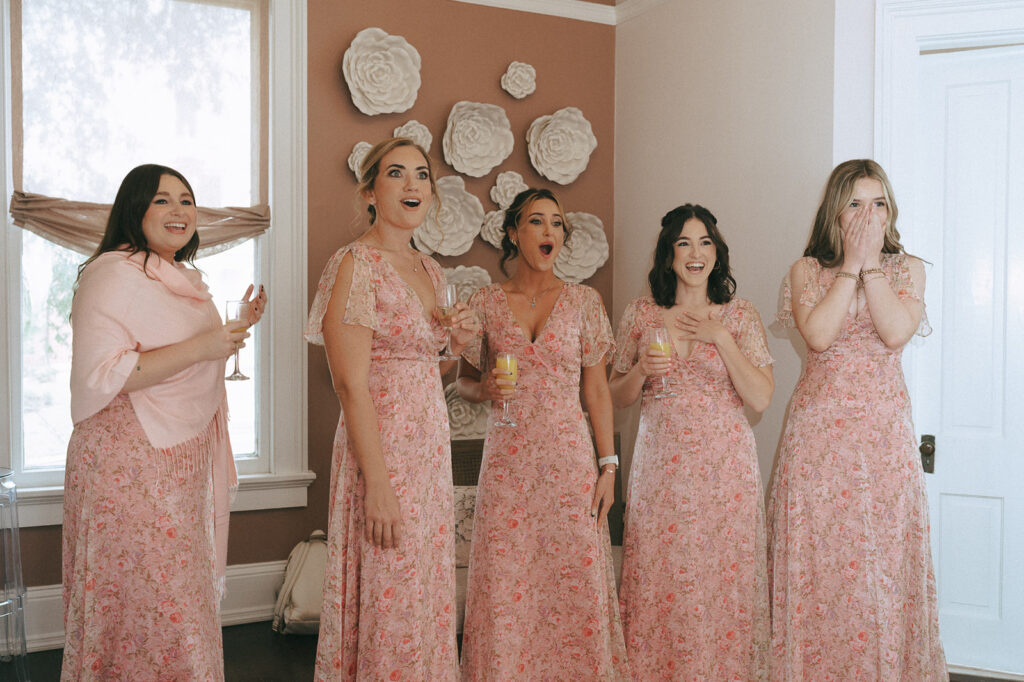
(456, 188), (629, 680)
(63, 164), (266, 681)
(769, 159), (946, 679)
(610, 203), (773, 680)
(304, 138), (476, 681)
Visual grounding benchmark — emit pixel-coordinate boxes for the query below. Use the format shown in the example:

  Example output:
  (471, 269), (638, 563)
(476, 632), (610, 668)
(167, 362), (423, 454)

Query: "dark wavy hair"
(647, 203), (735, 307)
(77, 164), (198, 281)
(498, 187), (570, 276)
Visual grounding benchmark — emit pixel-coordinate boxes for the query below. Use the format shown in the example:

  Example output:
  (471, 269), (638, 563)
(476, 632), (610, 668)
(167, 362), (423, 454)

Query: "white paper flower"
(393, 120), (433, 153)
(554, 211), (609, 283)
(446, 383), (489, 439)
(526, 107), (598, 185)
(413, 176), (484, 256)
(489, 171), (529, 209)
(480, 210), (506, 249)
(443, 265), (492, 302)
(342, 27), (421, 116)
(442, 101), (514, 178)
(500, 61), (536, 99)
(347, 141), (373, 180)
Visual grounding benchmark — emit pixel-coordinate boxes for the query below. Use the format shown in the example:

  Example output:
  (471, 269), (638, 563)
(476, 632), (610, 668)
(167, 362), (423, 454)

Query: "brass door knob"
(920, 434), (936, 473)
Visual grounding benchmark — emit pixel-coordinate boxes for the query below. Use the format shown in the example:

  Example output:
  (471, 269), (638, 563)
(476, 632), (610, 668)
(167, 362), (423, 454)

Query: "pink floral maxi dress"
(769, 254), (946, 680)
(460, 283), (630, 681)
(614, 296), (772, 680)
(304, 243), (458, 681)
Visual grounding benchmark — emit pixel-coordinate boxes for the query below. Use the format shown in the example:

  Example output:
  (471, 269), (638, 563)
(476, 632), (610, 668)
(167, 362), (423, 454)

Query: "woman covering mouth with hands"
(305, 137), (478, 681)
(609, 203), (774, 680)
(456, 188), (629, 680)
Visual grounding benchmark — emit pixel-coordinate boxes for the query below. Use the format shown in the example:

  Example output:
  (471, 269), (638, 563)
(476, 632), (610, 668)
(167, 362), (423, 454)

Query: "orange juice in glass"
(495, 352), (518, 427)
(648, 327), (675, 398)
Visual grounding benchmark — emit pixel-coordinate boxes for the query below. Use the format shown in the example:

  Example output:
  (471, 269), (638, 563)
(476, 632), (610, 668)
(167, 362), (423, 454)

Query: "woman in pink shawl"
(61, 164), (267, 681)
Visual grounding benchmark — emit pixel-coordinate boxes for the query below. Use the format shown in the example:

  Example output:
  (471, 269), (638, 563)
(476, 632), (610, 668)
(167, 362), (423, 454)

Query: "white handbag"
(272, 529), (328, 635)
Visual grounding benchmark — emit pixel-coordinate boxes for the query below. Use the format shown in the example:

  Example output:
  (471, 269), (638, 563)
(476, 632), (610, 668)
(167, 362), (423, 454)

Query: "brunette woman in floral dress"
(609, 204), (773, 680)
(63, 164), (266, 681)
(305, 138), (476, 681)
(769, 160), (946, 680)
(456, 188), (629, 680)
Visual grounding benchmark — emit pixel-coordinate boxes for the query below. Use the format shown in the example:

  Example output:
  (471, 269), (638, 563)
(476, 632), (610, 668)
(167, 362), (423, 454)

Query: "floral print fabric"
(306, 243), (458, 681)
(613, 296), (772, 681)
(61, 395), (225, 681)
(459, 283), (630, 681)
(768, 254), (946, 680)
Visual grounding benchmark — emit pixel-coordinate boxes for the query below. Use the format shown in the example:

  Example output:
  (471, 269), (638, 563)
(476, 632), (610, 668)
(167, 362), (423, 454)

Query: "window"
(0, 0), (312, 525)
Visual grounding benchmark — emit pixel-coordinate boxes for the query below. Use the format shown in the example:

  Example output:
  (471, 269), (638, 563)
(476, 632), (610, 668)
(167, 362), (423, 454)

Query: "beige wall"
(612, 0), (836, 484)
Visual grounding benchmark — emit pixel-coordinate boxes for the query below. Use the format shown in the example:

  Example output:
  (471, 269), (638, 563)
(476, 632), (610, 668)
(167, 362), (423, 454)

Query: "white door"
(908, 45), (1024, 674)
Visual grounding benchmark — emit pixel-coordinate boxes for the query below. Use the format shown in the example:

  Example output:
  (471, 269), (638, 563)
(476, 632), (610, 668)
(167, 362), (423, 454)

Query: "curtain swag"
(9, 191), (271, 257)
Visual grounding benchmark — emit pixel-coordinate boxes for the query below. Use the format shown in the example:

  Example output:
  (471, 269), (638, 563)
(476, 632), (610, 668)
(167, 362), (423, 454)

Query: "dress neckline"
(499, 283), (567, 344)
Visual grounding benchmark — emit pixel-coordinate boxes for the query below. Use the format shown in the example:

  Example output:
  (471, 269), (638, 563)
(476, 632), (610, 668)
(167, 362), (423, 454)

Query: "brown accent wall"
(21, 0), (615, 587)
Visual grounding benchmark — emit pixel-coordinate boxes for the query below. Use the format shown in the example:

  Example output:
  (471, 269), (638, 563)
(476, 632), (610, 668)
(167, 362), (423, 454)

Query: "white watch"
(597, 455), (619, 469)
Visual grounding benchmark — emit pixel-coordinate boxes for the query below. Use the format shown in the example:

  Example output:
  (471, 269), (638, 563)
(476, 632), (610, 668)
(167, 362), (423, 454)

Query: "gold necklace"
(511, 282), (562, 308)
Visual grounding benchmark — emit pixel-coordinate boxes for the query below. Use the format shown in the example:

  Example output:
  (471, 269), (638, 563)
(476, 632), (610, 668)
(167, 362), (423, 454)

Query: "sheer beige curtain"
(9, 190), (270, 257)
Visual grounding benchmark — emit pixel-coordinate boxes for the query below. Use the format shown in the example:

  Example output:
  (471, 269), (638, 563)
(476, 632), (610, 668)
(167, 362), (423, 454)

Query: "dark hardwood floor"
(22, 624), (1003, 681)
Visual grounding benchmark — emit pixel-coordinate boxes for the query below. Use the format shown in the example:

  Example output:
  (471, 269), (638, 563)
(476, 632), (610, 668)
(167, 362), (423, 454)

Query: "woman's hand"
(861, 209), (887, 269)
(364, 479), (404, 550)
(590, 468), (616, 525)
(840, 206), (873, 273)
(478, 365), (516, 402)
(240, 284), (268, 326)
(675, 310), (726, 345)
(195, 322), (250, 362)
(444, 302), (480, 356)
(637, 344), (673, 378)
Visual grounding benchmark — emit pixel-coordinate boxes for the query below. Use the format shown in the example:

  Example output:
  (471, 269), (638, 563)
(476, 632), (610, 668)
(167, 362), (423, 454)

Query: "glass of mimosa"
(495, 352), (518, 427)
(437, 283), (458, 361)
(648, 327), (675, 398)
(225, 300), (251, 381)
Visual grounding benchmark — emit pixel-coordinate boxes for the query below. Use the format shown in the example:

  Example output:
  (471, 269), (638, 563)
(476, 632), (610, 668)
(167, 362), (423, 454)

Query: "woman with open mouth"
(305, 137), (476, 681)
(456, 188), (629, 680)
(609, 203), (774, 680)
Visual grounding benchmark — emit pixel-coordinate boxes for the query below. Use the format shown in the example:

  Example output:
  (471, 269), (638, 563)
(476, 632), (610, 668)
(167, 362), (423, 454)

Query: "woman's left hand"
(675, 310), (725, 345)
(445, 302), (480, 356)
(241, 284), (268, 325)
(590, 468), (616, 525)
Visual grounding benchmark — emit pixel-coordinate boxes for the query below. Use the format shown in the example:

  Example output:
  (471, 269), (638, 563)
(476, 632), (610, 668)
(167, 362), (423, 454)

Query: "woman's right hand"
(480, 366), (517, 402)
(364, 480), (404, 549)
(841, 205), (872, 273)
(194, 322), (250, 362)
(637, 345), (672, 377)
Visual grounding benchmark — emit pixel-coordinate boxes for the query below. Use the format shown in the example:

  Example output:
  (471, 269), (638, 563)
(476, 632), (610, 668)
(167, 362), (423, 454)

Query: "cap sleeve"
(70, 257), (141, 423)
(733, 299), (774, 367)
(579, 286), (614, 367)
(304, 245), (380, 346)
(888, 253), (932, 337)
(461, 287), (489, 370)
(612, 298), (645, 375)
(776, 257), (822, 329)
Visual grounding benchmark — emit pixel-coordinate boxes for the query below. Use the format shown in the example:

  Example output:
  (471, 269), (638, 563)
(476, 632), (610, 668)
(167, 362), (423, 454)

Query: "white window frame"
(0, 0), (313, 526)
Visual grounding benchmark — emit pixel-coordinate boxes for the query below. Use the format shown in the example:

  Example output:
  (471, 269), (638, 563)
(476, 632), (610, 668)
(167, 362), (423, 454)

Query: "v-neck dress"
(768, 254), (946, 680)
(305, 243), (458, 681)
(459, 283), (630, 681)
(613, 296), (772, 680)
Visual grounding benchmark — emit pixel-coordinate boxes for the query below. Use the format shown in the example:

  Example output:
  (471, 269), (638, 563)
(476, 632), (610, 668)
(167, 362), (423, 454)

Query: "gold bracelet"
(860, 268), (884, 279)
(835, 271), (859, 283)
(861, 273), (887, 284)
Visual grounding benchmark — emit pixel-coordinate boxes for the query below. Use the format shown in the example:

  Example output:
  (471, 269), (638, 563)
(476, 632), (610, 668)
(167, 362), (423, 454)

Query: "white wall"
(613, 0), (836, 485)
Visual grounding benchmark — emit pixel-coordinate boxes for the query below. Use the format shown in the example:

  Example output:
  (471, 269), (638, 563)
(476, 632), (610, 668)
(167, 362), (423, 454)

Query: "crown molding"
(451, 0), (667, 25)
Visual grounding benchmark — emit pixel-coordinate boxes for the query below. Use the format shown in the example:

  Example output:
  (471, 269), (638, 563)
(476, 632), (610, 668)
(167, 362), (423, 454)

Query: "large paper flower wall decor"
(393, 120), (433, 153)
(500, 61), (536, 99)
(413, 176), (484, 257)
(526, 107), (598, 185)
(443, 265), (492, 303)
(445, 383), (489, 439)
(443, 101), (514, 178)
(342, 28), (421, 116)
(554, 211), (609, 283)
(347, 141), (373, 180)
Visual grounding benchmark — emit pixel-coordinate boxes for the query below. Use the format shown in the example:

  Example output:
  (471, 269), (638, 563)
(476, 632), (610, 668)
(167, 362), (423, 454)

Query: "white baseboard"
(25, 560), (287, 653)
(948, 664), (1024, 680)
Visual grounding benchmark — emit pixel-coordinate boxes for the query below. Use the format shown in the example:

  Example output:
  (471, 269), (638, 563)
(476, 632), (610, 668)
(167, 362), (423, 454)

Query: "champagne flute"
(437, 283), (458, 361)
(494, 352), (518, 427)
(648, 327), (676, 398)
(225, 299), (251, 381)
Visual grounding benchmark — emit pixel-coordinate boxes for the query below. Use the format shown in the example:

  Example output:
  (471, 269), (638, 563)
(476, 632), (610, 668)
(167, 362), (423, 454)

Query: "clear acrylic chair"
(0, 468), (29, 681)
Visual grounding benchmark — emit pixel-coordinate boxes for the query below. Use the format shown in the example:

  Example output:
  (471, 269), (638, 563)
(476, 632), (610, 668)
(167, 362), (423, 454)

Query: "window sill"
(16, 470), (317, 528)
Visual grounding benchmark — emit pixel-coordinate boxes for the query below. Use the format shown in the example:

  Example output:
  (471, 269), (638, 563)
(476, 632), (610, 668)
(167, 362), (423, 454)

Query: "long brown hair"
(804, 159), (906, 267)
